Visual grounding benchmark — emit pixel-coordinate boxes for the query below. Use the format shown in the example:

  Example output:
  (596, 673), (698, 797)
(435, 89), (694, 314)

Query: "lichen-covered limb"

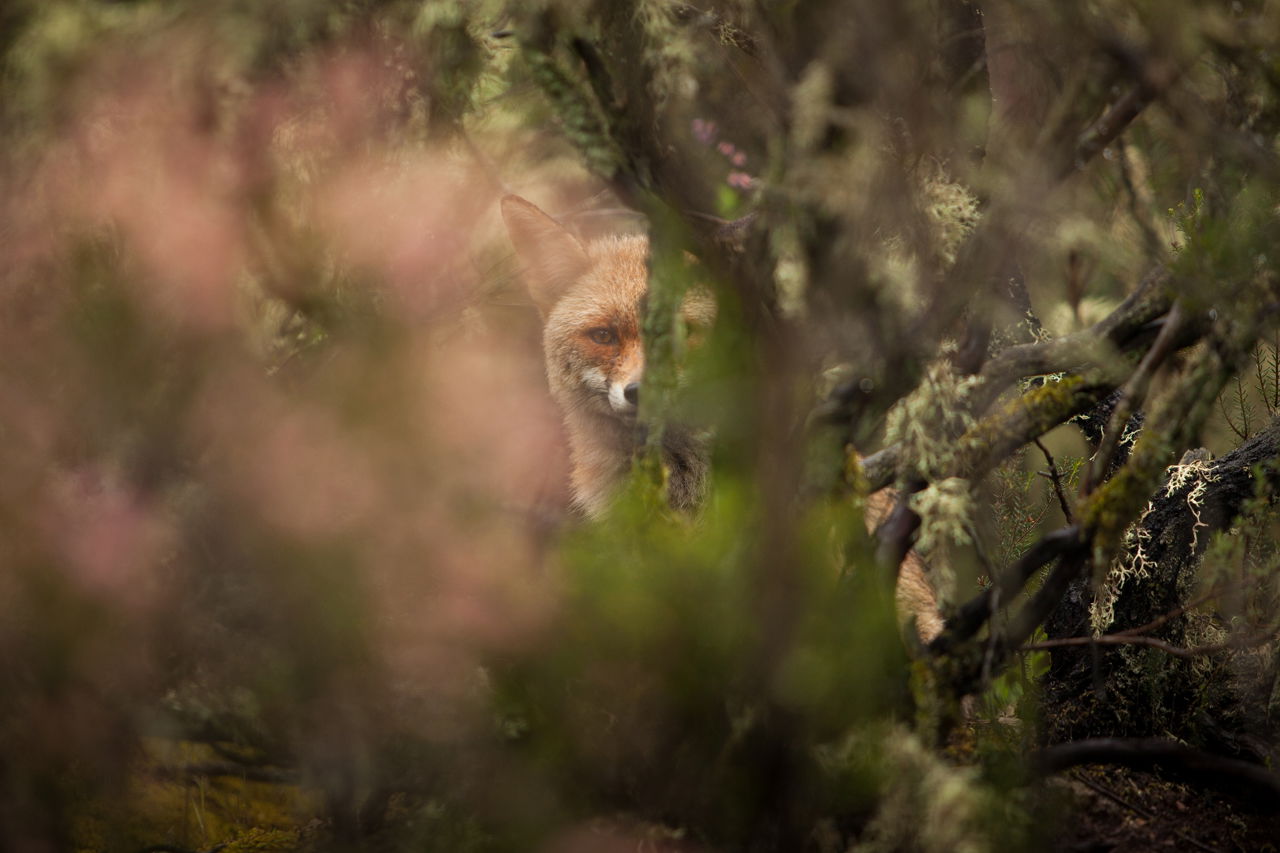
(857, 269), (1174, 491)
(952, 369), (1129, 483)
(1040, 361), (1276, 742)
(1080, 323), (1257, 566)
(972, 265), (1174, 409)
(863, 371), (1123, 493)
(919, 323), (1254, 697)
(1038, 418), (1280, 742)
(1087, 414), (1280, 640)
(859, 444), (900, 493)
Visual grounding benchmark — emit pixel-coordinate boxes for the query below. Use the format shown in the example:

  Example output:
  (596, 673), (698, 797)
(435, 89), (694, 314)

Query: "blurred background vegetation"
(2, 1), (1280, 851)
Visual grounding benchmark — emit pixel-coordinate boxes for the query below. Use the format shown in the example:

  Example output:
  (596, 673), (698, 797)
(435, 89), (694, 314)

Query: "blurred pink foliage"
(52, 50), (248, 331)
(42, 466), (175, 612)
(318, 157), (491, 318)
(0, 30), (570, 787)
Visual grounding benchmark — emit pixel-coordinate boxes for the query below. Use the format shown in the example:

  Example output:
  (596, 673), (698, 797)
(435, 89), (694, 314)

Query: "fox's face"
(501, 195), (713, 426)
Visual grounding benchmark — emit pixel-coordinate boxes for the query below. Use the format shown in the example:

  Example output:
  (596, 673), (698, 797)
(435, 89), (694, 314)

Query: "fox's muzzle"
(608, 380), (640, 416)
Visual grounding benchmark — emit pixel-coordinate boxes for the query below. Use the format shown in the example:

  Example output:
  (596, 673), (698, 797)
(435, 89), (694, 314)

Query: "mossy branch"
(973, 266), (1174, 409)
(1084, 300), (1187, 491)
(952, 369), (1128, 483)
(855, 268), (1175, 491)
(920, 310), (1257, 699)
(862, 371), (1123, 493)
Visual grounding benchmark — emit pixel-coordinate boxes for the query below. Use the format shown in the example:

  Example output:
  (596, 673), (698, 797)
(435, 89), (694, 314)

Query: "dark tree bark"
(1044, 417), (1280, 745)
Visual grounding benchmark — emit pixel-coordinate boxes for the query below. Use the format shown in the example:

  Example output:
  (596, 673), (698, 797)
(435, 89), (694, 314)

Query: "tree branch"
(1035, 438), (1074, 522)
(854, 266), (1175, 492)
(1084, 300), (1186, 491)
(1059, 73), (1166, 181)
(974, 265), (1174, 408)
(931, 525), (1083, 654)
(955, 369), (1128, 482)
(1023, 626), (1280, 659)
(873, 478), (926, 581)
(1033, 738), (1280, 804)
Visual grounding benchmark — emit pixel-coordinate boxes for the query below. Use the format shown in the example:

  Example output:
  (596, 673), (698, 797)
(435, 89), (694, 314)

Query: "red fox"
(501, 195), (712, 519)
(501, 194), (942, 640)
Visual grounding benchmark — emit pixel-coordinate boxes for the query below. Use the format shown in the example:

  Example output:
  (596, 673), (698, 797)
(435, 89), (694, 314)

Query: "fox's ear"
(501, 195), (591, 316)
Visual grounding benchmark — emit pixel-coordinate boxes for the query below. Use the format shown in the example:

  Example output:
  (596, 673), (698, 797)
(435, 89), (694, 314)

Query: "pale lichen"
(908, 477), (973, 601)
(864, 164), (982, 315)
(918, 165), (982, 268)
(883, 359), (981, 482)
(789, 62), (835, 156)
(1090, 455), (1219, 634)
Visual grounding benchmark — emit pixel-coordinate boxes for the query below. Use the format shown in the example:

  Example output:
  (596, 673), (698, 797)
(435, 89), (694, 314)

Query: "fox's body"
(502, 195), (942, 641)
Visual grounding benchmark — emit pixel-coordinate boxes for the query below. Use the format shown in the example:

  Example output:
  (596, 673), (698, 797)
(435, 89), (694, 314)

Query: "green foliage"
(989, 444), (1083, 568)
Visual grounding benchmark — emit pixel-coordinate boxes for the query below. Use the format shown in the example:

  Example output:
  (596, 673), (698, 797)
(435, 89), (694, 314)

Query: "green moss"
(72, 739), (319, 853)
(1082, 461), (1159, 550)
(956, 373), (1104, 477)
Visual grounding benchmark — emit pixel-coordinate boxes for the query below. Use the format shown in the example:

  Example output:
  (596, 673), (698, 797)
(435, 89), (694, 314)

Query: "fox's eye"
(588, 328), (617, 345)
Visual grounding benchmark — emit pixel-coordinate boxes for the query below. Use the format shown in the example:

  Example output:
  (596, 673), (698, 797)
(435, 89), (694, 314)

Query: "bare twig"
(1067, 771), (1222, 853)
(1058, 61), (1177, 181)
(1023, 626), (1280, 659)
(1035, 438), (1074, 522)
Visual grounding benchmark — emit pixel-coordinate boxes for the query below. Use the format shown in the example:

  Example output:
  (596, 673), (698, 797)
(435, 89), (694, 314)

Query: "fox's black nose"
(624, 382), (640, 406)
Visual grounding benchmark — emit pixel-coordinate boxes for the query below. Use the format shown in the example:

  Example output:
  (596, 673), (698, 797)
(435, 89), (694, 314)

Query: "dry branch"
(934, 525), (1083, 645)
(1023, 626), (1280, 659)
(1034, 738), (1280, 804)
